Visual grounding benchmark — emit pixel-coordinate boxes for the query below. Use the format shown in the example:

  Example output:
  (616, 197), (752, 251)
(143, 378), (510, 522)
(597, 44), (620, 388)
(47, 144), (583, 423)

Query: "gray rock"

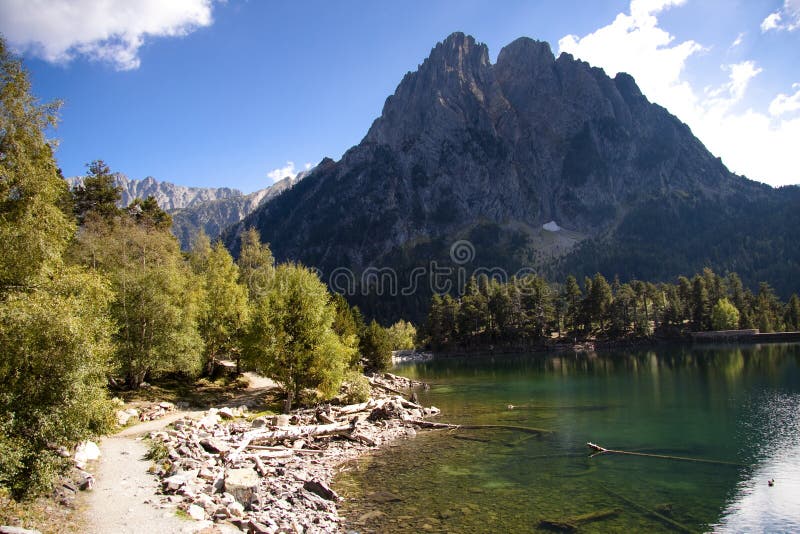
(186, 503), (206, 521)
(199, 437), (230, 454)
(251, 417), (268, 429)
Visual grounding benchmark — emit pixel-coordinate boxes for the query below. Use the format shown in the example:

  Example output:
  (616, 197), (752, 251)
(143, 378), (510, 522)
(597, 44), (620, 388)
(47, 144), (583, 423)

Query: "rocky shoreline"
(146, 374), (435, 533)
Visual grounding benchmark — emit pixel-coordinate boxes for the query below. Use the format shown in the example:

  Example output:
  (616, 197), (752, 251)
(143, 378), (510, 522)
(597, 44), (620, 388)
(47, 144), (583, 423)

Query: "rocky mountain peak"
(365, 32), (498, 148)
(227, 33), (796, 322)
(496, 37), (555, 73)
(428, 32), (490, 72)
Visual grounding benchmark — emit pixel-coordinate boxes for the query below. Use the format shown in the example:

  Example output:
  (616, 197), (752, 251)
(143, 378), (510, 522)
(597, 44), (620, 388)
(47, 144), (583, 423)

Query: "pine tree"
(72, 160), (121, 224)
(563, 275), (582, 334)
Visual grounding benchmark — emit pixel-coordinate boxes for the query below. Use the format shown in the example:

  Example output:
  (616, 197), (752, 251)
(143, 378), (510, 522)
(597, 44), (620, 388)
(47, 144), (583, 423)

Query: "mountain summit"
(227, 33), (798, 321)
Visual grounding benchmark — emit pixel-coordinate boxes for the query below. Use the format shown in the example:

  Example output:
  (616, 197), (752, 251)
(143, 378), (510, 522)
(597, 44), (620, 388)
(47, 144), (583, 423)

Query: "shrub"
(340, 370), (371, 404)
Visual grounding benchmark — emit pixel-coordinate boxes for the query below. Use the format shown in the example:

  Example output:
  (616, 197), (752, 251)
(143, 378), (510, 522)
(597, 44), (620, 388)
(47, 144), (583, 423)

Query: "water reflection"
(713, 391), (800, 532)
(336, 343), (800, 533)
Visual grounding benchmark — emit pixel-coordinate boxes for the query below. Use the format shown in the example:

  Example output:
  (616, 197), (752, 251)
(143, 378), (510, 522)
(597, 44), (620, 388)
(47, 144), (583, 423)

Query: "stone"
(197, 413), (220, 429)
(248, 520), (274, 534)
(251, 417), (268, 429)
(224, 468), (259, 506)
(226, 501), (245, 518)
(271, 414), (290, 427)
(186, 504), (205, 521)
(74, 441), (101, 464)
(194, 493), (217, 515)
(76, 470), (95, 490)
(218, 407), (235, 419)
(200, 437), (231, 454)
(163, 474), (187, 491)
(303, 478), (339, 501)
(116, 410), (131, 426)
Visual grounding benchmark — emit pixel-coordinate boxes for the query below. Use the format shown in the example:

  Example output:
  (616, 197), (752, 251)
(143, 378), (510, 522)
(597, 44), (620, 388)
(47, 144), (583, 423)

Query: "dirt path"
(84, 374), (278, 533)
(86, 431), (190, 533)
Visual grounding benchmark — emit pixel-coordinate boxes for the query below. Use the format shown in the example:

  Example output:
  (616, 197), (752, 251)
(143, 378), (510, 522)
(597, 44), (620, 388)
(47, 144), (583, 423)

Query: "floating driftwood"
(587, 442), (742, 467)
(409, 420), (553, 435)
(538, 508), (620, 532)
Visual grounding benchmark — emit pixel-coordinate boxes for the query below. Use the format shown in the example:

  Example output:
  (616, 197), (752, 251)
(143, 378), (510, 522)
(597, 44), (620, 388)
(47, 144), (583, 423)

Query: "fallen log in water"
(587, 442), (742, 466)
(538, 508), (621, 532)
(408, 420), (553, 434)
(601, 485), (694, 533)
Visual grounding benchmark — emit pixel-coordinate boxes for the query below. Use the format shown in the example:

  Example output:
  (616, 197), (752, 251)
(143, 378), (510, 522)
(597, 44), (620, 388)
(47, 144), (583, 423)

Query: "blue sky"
(2, 0), (798, 191)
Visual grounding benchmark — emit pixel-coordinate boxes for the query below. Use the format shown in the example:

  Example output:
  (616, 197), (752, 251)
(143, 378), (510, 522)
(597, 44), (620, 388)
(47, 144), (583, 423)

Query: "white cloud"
(769, 84), (800, 116)
(267, 161), (312, 183)
(558, 1), (800, 186)
(761, 0), (800, 32)
(0, 0), (215, 70)
(731, 32), (745, 48)
(761, 12), (783, 32)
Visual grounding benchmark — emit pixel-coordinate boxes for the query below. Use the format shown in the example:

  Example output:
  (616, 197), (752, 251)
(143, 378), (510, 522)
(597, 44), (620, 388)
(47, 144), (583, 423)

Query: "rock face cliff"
(226, 33), (798, 320)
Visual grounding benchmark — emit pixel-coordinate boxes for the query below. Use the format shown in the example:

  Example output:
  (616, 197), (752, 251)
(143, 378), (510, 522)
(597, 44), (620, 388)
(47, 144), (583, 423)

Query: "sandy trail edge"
(85, 374), (278, 533)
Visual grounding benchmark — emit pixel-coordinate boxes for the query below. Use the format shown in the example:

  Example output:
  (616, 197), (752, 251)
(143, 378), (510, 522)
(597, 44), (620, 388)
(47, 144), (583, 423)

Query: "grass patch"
(144, 439), (169, 462)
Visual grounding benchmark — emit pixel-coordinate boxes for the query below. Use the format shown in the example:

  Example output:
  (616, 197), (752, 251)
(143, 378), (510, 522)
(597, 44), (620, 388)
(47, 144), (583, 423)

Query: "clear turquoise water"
(334, 343), (800, 533)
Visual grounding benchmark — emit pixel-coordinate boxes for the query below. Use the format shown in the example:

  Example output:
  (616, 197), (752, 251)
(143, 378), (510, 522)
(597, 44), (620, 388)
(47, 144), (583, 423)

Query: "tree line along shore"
(418, 268), (800, 353)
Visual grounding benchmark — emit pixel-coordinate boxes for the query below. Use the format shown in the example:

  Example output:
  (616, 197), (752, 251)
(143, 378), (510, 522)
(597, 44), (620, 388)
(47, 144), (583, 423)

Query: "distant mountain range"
(223, 32), (799, 322)
(66, 171), (307, 248)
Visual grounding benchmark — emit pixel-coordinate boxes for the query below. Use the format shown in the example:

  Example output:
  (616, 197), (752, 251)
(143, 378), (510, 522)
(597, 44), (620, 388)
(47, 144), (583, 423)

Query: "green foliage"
(245, 263), (354, 410)
(0, 269), (115, 497)
(237, 228), (275, 300)
(360, 320), (393, 371)
(71, 217), (204, 387)
(191, 237), (249, 374)
(711, 298), (740, 331)
(126, 195), (172, 230)
(0, 39), (114, 498)
(0, 39), (72, 290)
(386, 319), (416, 350)
(340, 370), (371, 404)
(72, 160), (122, 224)
(785, 294), (800, 331)
(145, 439), (169, 462)
(423, 266), (796, 350)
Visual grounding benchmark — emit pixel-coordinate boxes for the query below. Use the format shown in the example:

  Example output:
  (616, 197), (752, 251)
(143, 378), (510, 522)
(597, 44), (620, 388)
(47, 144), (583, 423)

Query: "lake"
(334, 343), (800, 533)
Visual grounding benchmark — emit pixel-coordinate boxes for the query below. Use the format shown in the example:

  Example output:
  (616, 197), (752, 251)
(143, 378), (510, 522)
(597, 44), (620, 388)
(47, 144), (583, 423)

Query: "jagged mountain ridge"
(170, 175), (300, 249)
(67, 172), (304, 248)
(225, 32), (797, 321)
(66, 174), (242, 210)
